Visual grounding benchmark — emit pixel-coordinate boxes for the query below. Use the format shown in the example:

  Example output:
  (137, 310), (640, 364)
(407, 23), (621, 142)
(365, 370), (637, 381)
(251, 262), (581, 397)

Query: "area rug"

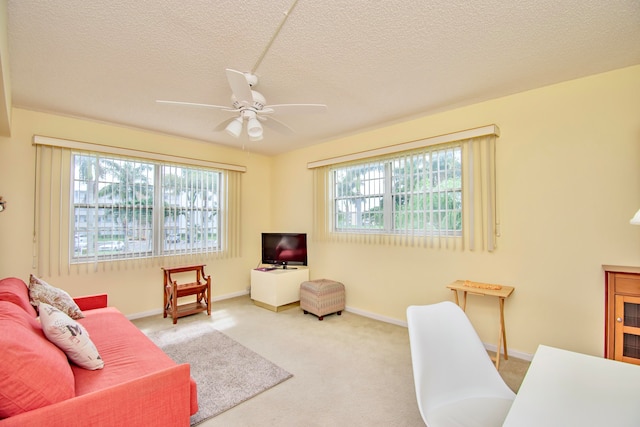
(146, 324), (293, 426)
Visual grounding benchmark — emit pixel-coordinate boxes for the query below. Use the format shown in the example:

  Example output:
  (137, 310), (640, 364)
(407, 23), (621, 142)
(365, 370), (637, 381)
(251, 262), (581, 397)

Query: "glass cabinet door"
(615, 295), (640, 365)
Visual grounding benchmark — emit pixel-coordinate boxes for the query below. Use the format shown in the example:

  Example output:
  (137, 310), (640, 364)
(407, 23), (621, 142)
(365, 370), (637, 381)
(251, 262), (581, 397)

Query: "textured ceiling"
(7, 0), (640, 155)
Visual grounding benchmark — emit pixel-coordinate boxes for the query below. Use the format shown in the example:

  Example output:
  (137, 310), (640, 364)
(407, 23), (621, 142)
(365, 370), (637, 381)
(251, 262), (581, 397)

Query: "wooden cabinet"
(604, 266), (640, 365)
(251, 267), (309, 312)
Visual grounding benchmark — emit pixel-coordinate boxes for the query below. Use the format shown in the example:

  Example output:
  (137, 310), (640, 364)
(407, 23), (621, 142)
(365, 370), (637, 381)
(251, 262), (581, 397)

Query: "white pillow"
(39, 302), (104, 370)
(29, 275), (84, 319)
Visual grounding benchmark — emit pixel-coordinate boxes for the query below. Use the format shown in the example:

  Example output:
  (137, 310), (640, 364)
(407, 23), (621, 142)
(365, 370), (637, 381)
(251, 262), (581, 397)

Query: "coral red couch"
(0, 277), (198, 426)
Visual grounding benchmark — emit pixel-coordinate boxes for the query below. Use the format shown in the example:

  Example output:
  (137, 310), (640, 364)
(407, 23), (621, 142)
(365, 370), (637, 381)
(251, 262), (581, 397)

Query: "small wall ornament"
(0, 196), (5, 212)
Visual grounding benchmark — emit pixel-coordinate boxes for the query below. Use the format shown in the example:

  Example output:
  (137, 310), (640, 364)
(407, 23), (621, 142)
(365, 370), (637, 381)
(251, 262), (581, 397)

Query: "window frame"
(331, 144), (463, 236)
(33, 136), (244, 276)
(310, 127), (498, 252)
(70, 151), (223, 263)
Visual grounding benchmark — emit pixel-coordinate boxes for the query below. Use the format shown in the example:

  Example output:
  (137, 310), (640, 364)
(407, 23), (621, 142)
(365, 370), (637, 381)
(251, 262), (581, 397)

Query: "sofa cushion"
(72, 307), (180, 393)
(0, 277), (37, 316)
(0, 301), (75, 418)
(29, 274), (84, 319)
(39, 302), (104, 370)
(73, 307), (199, 415)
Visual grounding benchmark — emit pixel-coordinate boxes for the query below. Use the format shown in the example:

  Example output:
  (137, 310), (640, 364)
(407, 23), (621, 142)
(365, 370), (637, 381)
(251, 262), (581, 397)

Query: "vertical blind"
(311, 129), (498, 251)
(33, 138), (244, 276)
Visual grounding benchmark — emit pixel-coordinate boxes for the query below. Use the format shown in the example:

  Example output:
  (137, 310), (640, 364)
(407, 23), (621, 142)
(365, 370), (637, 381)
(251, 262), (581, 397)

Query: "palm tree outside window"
(71, 152), (221, 262)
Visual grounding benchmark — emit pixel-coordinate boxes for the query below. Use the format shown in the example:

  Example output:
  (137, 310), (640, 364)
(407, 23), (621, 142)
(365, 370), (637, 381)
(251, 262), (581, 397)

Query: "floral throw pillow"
(28, 274), (84, 319)
(39, 302), (104, 370)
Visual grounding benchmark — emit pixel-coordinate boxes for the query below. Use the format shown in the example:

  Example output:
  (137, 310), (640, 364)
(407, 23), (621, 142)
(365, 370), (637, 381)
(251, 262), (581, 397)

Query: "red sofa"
(0, 277), (198, 426)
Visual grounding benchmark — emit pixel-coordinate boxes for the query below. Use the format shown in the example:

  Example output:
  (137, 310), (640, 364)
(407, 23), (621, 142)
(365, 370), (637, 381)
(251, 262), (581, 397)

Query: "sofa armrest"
(73, 294), (108, 311)
(0, 364), (193, 427)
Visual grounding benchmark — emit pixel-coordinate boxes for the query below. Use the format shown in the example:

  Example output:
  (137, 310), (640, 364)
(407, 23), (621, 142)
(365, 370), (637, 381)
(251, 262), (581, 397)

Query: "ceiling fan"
(156, 0), (326, 142)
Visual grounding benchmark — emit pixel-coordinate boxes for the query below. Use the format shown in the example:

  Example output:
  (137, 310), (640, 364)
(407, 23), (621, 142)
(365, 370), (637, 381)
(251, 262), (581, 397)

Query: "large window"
(72, 153), (221, 262)
(333, 145), (462, 235)
(32, 136), (244, 276)
(311, 128), (498, 251)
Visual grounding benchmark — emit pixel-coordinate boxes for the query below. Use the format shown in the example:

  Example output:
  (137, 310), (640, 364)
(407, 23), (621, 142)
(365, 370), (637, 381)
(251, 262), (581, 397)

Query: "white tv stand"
(250, 267), (309, 312)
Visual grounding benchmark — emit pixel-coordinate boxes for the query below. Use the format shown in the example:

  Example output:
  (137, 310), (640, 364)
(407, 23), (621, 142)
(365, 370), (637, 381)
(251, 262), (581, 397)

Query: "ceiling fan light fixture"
(225, 117), (243, 138)
(247, 116), (263, 139)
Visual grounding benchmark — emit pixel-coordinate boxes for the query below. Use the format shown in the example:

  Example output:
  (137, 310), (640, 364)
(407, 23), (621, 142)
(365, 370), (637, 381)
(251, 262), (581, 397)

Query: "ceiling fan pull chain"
(252, 0), (300, 74)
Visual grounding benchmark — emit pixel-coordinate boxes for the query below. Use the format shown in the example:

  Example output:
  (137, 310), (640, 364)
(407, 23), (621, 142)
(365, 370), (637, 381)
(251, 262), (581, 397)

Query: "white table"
(503, 345), (640, 427)
(250, 267), (309, 311)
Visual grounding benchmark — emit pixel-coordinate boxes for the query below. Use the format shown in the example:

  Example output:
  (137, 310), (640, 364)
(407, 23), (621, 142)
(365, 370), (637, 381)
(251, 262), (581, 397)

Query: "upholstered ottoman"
(300, 279), (345, 321)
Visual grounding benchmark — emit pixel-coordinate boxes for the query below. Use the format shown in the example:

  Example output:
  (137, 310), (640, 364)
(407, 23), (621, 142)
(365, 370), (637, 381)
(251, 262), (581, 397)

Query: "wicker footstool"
(300, 279), (345, 321)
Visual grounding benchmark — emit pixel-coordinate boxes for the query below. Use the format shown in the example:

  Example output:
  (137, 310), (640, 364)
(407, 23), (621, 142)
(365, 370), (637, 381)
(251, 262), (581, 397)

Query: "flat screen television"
(261, 232), (307, 268)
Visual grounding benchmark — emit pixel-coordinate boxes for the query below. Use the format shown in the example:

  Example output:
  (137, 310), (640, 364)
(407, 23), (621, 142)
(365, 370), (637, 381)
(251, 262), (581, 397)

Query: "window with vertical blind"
(71, 152), (222, 262)
(333, 144), (462, 235)
(311, 126), (499, 251)
(33, 135), (244, 275)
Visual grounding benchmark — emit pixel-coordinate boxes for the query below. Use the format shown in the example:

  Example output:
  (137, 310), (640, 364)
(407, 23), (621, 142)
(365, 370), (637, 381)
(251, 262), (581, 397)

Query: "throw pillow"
(0, 301), (75, 418)
(0, 277), (38, 316)
(39, 302), (104, 370)
(29, 274), (84, 319)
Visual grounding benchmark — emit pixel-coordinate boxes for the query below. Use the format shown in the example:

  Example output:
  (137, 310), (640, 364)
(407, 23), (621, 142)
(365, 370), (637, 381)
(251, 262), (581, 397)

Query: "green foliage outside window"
(333, 146), (462, 234)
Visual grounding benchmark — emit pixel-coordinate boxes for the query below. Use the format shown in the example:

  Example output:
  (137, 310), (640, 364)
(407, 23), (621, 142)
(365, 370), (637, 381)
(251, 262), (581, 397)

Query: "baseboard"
(212, 289), (250, 302)
(126, 289), (250, 320)
(345, 305), (408, 327)
(483, 343), (533, 362)
(345, 305), (534, 362)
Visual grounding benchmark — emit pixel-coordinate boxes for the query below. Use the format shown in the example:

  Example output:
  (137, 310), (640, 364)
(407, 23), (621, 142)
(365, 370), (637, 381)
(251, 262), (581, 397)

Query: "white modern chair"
(406, 301), (516, 427)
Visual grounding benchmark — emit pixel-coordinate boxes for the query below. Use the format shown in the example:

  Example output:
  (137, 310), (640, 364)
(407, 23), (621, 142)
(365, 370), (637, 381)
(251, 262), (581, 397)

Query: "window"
(71, 153), (221, 262)
(32, 136), (244, 276)
(333, 145), (462, 235)
(311, 128), (498, 251)
(161, 164), (220, 254)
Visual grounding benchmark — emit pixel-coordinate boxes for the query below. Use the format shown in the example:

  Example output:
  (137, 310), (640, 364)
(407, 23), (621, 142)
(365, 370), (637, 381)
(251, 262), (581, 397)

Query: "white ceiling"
(6, 0), (640, 155)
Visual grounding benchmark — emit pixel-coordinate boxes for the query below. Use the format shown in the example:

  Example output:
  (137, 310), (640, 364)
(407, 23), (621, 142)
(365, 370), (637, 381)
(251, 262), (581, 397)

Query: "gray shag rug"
(146, 324), (293, 426)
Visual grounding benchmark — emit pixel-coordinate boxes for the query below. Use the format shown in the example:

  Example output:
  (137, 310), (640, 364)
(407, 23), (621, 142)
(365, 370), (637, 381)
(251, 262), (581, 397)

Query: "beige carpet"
(133, 295), (529, 426)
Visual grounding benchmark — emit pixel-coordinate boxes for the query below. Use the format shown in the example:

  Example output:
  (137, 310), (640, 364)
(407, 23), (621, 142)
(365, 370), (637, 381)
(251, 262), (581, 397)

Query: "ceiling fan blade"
(156, 99), (237, 112)
(265, 104), (328, 115)
(225, 68), (254, 106)
(259, 115), (295, 135)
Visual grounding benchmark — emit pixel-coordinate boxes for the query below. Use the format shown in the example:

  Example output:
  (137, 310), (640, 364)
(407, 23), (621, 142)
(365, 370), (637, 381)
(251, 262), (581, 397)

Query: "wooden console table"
(162, 264), (211, 324)
(447, 280), (515, 369)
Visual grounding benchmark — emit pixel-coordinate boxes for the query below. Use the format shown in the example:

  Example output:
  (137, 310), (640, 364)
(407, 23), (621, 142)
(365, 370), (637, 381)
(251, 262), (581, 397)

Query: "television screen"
(261, 233), (307, 267)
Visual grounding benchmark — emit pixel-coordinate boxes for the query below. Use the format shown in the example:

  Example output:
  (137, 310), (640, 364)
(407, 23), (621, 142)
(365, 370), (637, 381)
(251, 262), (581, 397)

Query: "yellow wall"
(0, 108), (272, 315)
(1, 65), (639, 357)
(271, 65), (640, 357)
(0, 0), (12, 136)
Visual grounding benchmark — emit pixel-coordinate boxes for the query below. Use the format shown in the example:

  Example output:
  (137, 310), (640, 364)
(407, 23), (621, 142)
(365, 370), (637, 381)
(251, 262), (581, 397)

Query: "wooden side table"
(447, 280), (515, 369)
(162, 264), (211, 324)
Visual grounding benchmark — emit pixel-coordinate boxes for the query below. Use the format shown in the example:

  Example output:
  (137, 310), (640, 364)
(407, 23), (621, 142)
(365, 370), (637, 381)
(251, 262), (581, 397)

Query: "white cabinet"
(250, 268), (309, 311)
